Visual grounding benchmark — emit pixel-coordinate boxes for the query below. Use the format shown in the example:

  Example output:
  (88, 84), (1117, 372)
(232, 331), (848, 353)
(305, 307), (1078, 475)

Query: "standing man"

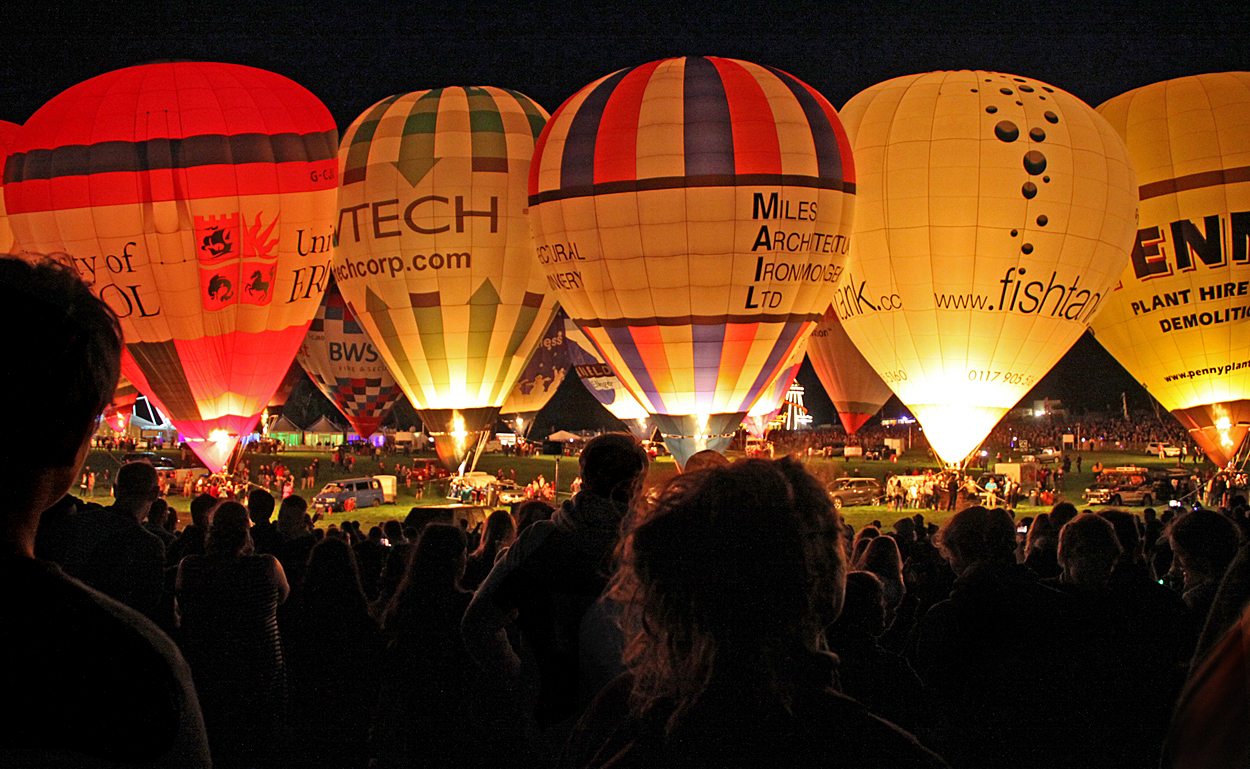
(60, 461), (168, 625)
(463, 433), (650, 738)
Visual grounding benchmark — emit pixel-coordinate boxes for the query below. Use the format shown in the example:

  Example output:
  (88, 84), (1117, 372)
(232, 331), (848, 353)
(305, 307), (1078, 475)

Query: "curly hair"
(610, 457), (846, 733)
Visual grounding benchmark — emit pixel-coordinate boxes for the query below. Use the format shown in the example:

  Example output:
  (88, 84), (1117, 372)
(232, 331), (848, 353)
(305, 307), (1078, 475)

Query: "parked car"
(121, 451), (177, 469)
(1145, 443), (1183, 458)
(1084, 466), (1155, 507)
(827, 477), (884, 509)
(313, 477), (386, 513)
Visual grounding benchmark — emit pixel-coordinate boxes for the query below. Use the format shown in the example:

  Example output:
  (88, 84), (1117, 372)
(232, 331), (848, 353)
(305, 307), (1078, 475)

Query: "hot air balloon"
(4, 62), (339, 471)
(806, 306), (894, 434)
(0, 120), (19, 254)
(561, 318), (655, 440)
(500, 308), (572, 437)
(1095, 73), (1250, 467)
(835, 71), (1138, 466)
(527, 57), (856, 468)
(267, 362), (305, 409)
(295, 279), (404, 439)
(742, 339), (808, 440)
(333, 87), (555, 472)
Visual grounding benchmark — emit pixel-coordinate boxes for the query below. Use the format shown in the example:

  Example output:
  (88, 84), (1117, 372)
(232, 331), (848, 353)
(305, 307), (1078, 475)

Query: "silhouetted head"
(1058, 514), (1122, 587)
(382, 519), (404, 544)
(833, 571), (888, 638)
(513, 499), (555, 533)
(939, 506), (1017, 576)
(403, 523), (467, 595)
(277, 495), (309, 536)
(189, 493), (218, 529)
(683, 449), (730, 473)
(206, 501), (252, 556)
(0, 256), (120, 476)
(861, 536), (904, 611)
(1050, 501), (1079, 530)
(1097, 509), (1143, 562)
(613, 457), (846, 720)
(473, 509), (516, 558)
(578, 432), (650, 504)
(113, 461), (160, 516)
(247, 489), (275, 525)
(303, 535), (364, 604)
(1169, 510), (1240, 589)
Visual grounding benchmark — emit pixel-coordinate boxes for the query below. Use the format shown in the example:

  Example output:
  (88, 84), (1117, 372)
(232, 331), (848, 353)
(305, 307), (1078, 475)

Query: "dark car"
(313, 477), (386, 513)
(121, 451), (177, 469)
(827, 477), (884, 509)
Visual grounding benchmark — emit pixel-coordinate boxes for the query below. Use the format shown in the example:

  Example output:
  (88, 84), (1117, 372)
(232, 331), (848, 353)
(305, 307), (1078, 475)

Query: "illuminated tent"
(806, 306), (893, 434)
(836, 71), (1138, 465)
(295, 279), (404, 439)
(1095, 73), (1250, 467)
(528, 56), (856, 468)
(305, 415), (347, 445)
(4, 62), (339, 470)
(0, 120), (19, 254)
(500, 308), (573, 436)
(333, 86), (556, 472)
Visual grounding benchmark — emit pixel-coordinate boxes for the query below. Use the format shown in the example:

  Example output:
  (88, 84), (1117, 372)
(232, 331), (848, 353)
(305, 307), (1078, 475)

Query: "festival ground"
(77, 447), (1214, 532)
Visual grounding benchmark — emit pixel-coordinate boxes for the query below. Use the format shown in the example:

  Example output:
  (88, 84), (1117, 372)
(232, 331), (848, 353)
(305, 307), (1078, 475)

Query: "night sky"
(5, 0), (1247, 429)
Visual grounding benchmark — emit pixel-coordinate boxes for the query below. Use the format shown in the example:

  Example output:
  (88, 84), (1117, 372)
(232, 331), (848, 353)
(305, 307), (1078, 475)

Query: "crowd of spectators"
(767, 411), (1197, 459)
(10, 255), (1250, 768)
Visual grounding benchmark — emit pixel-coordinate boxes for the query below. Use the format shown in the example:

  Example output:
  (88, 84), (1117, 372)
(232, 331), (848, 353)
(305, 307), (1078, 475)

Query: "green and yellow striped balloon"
(334, 87), (554, 471)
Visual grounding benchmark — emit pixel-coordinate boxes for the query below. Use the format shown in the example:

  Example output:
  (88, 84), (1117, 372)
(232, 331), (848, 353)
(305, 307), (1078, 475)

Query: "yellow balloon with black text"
(836, 71), (1138, 466)
(1095, 73), (1250, 467)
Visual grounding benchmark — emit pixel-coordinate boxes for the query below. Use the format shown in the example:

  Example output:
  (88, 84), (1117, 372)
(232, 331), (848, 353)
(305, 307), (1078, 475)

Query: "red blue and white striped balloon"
(528, 57), (855, 466)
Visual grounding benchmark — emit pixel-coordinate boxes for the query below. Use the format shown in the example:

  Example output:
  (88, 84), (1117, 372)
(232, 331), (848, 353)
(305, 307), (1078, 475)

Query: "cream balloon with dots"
(835, 71), (1138, 466)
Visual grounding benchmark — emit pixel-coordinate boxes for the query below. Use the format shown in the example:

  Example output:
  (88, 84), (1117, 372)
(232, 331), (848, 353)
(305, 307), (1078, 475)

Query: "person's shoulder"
(0, 557), (210, 765)
(802, 688), (949, 767)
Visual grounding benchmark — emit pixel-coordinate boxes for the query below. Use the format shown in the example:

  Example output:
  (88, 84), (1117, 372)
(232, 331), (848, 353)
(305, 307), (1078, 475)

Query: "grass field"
(78, 446), (1210, 531)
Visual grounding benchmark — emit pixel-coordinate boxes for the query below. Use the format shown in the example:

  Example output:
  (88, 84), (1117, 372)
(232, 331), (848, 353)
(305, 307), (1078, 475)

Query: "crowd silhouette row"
(4, 256), (1250, 769)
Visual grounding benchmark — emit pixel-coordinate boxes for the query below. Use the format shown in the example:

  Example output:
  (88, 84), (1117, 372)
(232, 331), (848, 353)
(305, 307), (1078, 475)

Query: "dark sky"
(4, 0), (1246, 427)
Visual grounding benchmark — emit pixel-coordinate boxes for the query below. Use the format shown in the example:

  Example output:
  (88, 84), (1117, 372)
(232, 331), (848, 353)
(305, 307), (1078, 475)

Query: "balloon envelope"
(1095, 73), (1250, 466)
(527, 56), (856, 467)
(3, 62), (339, 470)
(0, 120), (20, 254)
(332, 87), (555, 472)
(501, 307), (573, 428)
(561, 316), (654, 440)
(806, 307), (894, 434)
(836, 71), (1137, 465)
(295, 279), (404, 438)
(742, 339), (808, 439)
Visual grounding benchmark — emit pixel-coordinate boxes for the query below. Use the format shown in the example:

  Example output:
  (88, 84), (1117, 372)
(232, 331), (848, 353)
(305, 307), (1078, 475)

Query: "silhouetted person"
(282, 536), (381, 768)
(1168, 509), (1240, 622)
(464, 432), (650, 740)
(827, 571), (926, 732)
(248, 488), (281, 556)
(914, 506), (1075, 769)
(177, 501), (289, 768)
(565, 458), (945, 767)
(60, 460), (167, 625)
(374, 524), (498, 767)
(167, 493), (217, 567)
(0, 255), (209, 765)
(464, 509), (517, 591)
